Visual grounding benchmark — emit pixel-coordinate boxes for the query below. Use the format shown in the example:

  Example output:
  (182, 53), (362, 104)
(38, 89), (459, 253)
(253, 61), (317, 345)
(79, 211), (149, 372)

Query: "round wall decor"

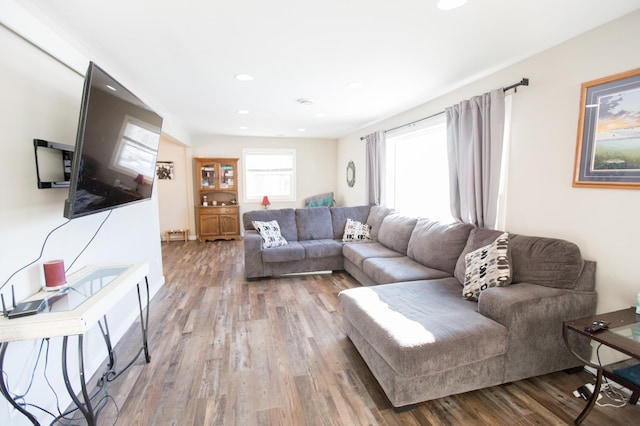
(346, 161), (356, 187)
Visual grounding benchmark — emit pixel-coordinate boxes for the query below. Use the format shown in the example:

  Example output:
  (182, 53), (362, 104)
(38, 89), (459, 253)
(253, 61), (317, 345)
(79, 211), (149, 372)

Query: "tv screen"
(64, 62), (163, 219)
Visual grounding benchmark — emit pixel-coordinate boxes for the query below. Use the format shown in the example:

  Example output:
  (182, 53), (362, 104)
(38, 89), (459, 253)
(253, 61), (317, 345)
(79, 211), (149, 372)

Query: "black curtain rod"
(361, 77), (529, 140)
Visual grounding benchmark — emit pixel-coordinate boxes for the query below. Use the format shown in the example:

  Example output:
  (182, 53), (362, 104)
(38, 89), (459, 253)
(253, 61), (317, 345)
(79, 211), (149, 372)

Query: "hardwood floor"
(87, 240), (639, 425)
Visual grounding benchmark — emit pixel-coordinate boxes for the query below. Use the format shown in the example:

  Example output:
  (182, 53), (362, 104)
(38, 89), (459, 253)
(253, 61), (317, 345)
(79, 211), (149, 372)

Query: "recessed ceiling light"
(296, 98), (314, 106)
(237, 110), (251, 114)
(239, 126), (249, 130)
(437, 0), (468, 11)
(234, 74), (254, 81)
(347, 82), (364, 89)
(315, 113), (326, 118)
(297, 128), (307, 132)
(106, 84), (117, 91)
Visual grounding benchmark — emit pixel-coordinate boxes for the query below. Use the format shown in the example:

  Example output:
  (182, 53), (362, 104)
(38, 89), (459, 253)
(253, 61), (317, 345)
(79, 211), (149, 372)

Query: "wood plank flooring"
(84, 240), (640, 425)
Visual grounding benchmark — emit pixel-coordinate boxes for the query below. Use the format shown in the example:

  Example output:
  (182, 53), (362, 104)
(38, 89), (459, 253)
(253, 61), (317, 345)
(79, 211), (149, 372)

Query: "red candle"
(43, 260), (66, 288)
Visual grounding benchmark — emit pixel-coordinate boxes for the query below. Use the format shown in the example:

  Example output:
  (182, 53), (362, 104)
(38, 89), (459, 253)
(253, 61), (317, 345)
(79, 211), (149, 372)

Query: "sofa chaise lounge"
(242, 205), (597, 409)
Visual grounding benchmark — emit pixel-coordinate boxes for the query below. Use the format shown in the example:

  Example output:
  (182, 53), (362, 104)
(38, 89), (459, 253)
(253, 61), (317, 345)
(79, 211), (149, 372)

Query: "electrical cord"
(43, 338), (64, 419)
(0, 210), (116, 423)
(0, 219), (70, 293)
(1, 340), (75, 425)
(65, 210), (112, 273)
(594, 343), (628, 408)
(0, 209), (112, 295)
(3, 339), (47, 404)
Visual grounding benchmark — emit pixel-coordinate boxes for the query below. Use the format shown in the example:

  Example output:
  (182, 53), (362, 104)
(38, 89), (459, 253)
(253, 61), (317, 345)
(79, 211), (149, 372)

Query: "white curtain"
(446, 89), (505, 228)
(365, 130), (386, 206)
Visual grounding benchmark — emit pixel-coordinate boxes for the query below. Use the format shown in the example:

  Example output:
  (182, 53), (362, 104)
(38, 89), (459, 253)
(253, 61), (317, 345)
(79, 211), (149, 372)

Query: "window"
(385, 96), (512, 227)
(111, 115), (161, 179)
(243, 149), (296, 202)
(386, 115), (453, 222)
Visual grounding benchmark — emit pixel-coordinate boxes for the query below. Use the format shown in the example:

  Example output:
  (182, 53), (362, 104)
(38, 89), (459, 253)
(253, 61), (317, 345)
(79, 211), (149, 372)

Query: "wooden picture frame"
(573, 68), (640, 189)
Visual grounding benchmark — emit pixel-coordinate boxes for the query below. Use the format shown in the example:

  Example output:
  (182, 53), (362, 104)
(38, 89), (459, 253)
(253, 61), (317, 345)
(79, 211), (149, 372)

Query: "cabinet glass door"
(219, 163), (235, 189)
(200, 164), (216, 189)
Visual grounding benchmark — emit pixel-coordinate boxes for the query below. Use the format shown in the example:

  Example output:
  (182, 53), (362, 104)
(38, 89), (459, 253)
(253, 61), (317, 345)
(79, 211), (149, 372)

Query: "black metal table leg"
(0, 342), (39, 425)
(62, 335), (95, 425)
(562, 324), (602, 425)
(575, 366), (602, 425)
(137, 277), (151, 363)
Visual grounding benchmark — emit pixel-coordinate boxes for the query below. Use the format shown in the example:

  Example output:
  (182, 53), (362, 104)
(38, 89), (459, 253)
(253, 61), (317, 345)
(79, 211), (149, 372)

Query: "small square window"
(243, 149), (296, 202)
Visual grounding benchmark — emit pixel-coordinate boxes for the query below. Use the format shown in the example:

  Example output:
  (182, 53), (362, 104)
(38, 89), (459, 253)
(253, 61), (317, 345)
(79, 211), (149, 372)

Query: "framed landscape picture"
(573, 68), (640, 189)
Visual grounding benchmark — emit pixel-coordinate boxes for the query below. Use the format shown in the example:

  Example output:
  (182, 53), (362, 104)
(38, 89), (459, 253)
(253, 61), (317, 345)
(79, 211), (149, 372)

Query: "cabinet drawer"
(199, 206), (236, 214)
(216, 206), (238, 214)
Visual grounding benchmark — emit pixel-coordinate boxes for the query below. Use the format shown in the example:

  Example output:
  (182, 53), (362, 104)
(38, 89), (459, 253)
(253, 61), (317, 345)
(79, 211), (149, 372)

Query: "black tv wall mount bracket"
(33, 139), (74, 188)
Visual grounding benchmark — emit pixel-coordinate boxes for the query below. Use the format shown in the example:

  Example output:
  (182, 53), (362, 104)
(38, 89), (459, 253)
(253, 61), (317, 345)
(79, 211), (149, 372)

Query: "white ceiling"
(17, 0), (640, 139)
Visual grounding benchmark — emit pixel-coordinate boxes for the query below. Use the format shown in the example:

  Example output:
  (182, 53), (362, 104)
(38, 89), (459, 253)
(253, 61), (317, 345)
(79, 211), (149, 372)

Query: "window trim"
(242, 148), (296, 203)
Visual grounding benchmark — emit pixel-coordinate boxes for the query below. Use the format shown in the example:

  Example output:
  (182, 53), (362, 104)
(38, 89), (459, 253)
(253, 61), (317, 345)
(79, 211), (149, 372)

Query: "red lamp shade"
(261, 195), (271, 209)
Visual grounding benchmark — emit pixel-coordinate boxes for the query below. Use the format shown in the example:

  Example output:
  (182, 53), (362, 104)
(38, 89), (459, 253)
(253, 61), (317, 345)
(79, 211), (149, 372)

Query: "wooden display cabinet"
(194, 158), (241, 242)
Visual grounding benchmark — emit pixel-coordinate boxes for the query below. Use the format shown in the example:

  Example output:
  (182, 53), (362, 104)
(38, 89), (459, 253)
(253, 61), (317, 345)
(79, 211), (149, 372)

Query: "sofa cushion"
(299, 239), (343, 259)
(407, 219), (473, 274)
(509, 234), (584, 289)
(342, 218), (371, 242)
(455, 229), (584, 289)
(252, 220), (288, 248)
(378, 213), (417, 255)
(366, 206), (394, 241)
(243, 208), (298, 242)
(343, 242), (403, 270)
(339, 279), (508, 377)
(462, 232), (511, 301)
(455, 228), (508, 284)
(363, 256), (451, 284)
(261, 242), (305, 263)
(296, 207), (333, 240)
(331, 206), (371, 240)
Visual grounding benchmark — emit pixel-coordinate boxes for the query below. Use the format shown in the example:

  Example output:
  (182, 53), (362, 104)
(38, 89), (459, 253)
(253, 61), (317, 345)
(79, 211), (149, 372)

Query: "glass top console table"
(0, 262), (151, 425)
(564, 307), (640, 425)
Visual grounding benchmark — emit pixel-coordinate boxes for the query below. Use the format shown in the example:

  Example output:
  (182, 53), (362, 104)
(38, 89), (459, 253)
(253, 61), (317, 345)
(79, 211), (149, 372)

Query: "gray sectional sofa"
(242, 205), (597, 409)
(242, 205), (379, 279)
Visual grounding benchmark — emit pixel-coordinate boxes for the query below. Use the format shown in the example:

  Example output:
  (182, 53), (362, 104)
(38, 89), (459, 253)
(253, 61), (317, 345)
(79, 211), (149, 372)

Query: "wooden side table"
(563, 307), (640, 424)
(165, 229), (188, 242)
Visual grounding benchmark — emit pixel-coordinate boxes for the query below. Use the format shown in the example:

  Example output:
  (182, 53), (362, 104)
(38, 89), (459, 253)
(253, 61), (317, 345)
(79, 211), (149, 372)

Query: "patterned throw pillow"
(462, 232), (511, 301)
(252, 220), (288, 248)
(342, 218), (371, 242)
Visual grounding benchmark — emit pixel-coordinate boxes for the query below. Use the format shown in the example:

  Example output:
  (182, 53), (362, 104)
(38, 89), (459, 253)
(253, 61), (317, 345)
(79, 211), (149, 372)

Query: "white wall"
(157, 135), (194, 239)
(0, 22), (165, 426)
(192, 135), (337, 226)
(338, 11), (640, 316)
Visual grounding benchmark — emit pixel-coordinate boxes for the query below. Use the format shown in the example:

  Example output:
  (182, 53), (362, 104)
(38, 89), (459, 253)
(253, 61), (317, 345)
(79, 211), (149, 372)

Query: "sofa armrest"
(478, 283), (597, 326)
(477, 282), (597, 381)
(244, 230), (264, 278)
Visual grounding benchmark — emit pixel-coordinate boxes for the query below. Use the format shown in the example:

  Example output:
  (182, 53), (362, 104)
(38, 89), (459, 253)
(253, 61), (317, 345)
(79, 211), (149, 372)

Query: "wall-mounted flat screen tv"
(64, 62), (163, 219)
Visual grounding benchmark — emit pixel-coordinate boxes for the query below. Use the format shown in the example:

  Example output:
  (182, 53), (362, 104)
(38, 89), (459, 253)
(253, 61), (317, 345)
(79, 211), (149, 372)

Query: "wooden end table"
(563, 307), (640, 425)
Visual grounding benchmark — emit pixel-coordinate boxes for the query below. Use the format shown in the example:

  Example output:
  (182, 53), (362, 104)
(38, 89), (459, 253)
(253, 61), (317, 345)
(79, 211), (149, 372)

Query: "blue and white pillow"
(252, 220), (288, 248)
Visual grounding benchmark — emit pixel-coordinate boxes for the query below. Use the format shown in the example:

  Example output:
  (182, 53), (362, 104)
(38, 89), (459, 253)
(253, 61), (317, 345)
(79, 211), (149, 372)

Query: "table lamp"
(261, 196), (271, 209)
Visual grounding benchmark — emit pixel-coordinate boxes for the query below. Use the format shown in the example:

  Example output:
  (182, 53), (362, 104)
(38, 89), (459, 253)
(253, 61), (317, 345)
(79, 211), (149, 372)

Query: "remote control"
(585, 320), (609, 333)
